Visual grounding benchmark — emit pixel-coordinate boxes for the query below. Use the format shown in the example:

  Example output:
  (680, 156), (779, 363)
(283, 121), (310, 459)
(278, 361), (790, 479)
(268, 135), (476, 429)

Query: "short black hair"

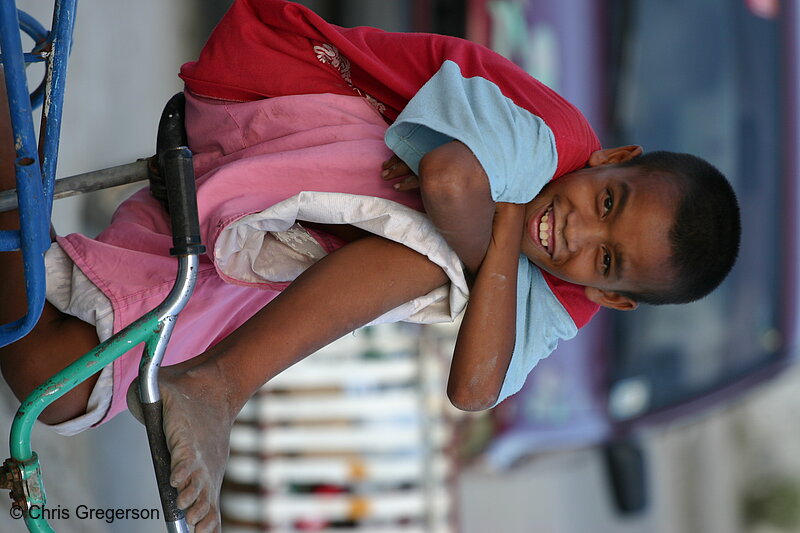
(617, 151), (741, 305)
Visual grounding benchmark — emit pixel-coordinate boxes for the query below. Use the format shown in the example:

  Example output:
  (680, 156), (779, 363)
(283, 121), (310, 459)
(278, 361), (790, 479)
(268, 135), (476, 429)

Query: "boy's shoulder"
(540, 269), (599, 329)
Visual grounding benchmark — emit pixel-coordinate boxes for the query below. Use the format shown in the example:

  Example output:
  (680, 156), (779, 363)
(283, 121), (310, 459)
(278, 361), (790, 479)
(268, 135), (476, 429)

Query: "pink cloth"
(59, 93), (424, 424)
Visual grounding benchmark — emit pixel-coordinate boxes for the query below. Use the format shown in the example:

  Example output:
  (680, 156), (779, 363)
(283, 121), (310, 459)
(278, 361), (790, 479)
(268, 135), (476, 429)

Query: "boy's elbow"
(418, 158), (464, 204)
(418, 142), (488, 201)
(447, 386), (499, 412)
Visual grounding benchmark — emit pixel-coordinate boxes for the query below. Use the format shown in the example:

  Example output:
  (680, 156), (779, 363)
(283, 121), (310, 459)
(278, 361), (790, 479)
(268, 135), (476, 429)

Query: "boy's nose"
(564, 210), (605, 253)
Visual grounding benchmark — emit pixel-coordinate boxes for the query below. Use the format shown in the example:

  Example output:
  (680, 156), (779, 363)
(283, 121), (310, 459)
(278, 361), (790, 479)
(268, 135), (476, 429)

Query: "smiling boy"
(384, 139), (739, 409)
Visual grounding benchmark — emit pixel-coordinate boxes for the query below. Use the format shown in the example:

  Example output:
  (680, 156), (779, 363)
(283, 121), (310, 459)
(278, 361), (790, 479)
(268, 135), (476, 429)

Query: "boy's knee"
(0, 314), (100, 424)
(0, 345), (48, 410)
(0, 350), (99, 425)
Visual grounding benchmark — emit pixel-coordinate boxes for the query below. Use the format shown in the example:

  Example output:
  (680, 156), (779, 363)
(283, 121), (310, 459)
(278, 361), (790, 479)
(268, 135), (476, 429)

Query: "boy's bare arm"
(414, 141), (495, 275)
(384, 142), (523, 409)
(446, 202), (524, 410)
(190, 235), (450, 411)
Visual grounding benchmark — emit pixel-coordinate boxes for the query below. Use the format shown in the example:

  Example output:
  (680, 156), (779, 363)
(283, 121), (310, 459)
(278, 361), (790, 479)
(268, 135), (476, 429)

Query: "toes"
(184, 489), (211, 526)
(170, 458), (192, 489)
(169, 442), (199, 488)
(194, 508), (221, 533)
(176, 474), (202, 510)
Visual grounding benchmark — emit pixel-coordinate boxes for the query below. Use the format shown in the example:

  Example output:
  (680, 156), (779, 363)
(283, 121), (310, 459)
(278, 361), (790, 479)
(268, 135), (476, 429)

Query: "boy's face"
(521, 147), (680, 310)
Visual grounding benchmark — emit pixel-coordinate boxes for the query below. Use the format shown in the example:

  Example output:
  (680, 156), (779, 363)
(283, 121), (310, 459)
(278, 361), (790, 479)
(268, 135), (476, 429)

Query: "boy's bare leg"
(129, 236), (448, 533)
(0, 70), (100, 424)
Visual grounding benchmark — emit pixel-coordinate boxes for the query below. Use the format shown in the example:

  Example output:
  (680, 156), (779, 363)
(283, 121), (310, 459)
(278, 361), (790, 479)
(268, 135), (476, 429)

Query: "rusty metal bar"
(0, 158), (150, 213)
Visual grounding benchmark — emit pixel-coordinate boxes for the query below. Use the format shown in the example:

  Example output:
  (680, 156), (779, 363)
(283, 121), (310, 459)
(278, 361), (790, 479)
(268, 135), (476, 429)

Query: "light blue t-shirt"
(385, 60), (579, 405)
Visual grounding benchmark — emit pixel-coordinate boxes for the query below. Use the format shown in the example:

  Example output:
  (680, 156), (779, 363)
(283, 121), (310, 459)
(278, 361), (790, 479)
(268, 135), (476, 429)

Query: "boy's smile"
(522, 160), (681, 310)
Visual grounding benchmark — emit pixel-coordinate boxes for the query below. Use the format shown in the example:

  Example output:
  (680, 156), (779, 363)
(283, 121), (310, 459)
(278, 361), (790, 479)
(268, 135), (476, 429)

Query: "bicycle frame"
(0, 4), (201, 532)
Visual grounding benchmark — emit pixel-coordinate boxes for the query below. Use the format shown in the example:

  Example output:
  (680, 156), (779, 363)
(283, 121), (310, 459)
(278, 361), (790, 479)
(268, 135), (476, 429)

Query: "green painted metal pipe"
(9, 311), (162, 531)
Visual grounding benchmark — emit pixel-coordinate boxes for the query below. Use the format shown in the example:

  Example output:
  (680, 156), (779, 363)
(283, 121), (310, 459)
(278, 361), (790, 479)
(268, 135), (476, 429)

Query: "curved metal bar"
(8, 309), (159, 530)
(23, 513), (55, 533)
(8, 252), (198, 531)
(166, 519), (192, 533)
(0, 2), (48, 348)
(139, 254), (200, 403)
(18, 8), (51, 110)
(10, 314), (159, 461)
(17, 10), (49, 45)
(135, 255), (199, 532)
(10, 253), (199, 460)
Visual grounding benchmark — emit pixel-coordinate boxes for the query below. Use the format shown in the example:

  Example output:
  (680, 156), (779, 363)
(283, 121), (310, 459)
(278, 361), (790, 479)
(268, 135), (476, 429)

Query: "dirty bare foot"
(127, 363), (237, 533)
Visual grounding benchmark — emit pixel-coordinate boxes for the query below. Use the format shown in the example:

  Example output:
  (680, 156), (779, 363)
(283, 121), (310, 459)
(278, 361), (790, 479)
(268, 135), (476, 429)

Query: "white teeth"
(538, 207), (553, 250)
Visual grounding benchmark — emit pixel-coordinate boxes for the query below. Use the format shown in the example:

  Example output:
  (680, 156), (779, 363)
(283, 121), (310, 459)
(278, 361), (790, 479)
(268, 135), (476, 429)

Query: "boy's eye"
(602, 250), (611, 274)
(603, 190), (614, 215)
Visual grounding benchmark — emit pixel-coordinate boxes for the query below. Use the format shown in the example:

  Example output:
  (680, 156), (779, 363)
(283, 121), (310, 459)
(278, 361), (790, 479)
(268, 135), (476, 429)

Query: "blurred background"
(1, 0), (798, 531)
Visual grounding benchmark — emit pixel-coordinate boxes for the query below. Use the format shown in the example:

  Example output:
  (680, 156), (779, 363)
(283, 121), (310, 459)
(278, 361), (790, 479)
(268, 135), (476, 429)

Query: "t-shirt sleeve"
(384, 60), (558, 203)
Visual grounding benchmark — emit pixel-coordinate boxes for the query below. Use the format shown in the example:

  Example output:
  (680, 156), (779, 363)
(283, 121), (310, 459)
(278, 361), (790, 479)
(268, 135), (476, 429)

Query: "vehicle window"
(607, 0), (784, 419)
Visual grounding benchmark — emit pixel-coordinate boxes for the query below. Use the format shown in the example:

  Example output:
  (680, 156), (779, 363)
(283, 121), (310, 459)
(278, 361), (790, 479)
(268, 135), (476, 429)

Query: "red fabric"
(179, 0), (599, 328)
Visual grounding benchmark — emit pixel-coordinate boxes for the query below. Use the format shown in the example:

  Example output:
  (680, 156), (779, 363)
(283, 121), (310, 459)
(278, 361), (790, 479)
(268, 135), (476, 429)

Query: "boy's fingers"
(382, 155), (400, 169)
(381, 155), (415, 181)
(382, 164), (415, 181)
(382, 154), (404, 173)
(392, 175), (420, 191)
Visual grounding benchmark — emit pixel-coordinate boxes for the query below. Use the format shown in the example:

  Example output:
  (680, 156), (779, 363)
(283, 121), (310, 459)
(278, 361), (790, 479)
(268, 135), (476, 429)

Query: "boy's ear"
(587, 145), (643, 167)
(584, 286), (638, 311)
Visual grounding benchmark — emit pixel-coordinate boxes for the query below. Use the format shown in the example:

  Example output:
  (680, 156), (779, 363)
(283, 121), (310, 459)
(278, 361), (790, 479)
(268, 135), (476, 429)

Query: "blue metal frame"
(0, 0), (77, 347)
(17, 10), (49, 110)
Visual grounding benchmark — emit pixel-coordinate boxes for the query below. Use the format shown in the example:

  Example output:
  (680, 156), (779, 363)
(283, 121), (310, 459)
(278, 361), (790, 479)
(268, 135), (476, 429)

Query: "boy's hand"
(381, 154), (420, 191)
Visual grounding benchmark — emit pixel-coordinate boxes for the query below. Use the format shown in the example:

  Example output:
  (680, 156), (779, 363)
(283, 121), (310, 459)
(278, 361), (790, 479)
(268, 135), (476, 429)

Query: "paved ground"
(459, 367), (800, 533)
